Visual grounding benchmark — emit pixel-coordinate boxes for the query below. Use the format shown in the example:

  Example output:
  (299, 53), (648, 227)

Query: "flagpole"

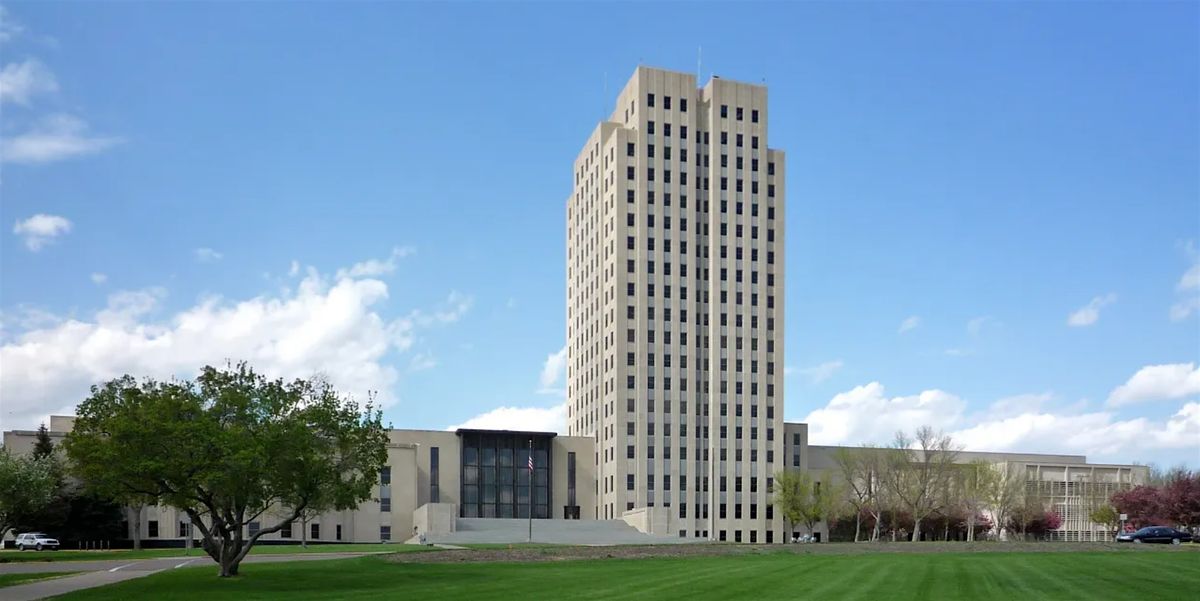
(527, 438), (534, 543)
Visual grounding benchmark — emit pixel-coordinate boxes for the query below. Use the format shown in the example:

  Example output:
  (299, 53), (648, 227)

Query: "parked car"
(14, 532), (60, 551)
(1116, 526), (1193, 545)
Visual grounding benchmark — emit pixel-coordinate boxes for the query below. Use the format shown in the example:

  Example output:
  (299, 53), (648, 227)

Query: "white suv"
(14, 532), (59, 551)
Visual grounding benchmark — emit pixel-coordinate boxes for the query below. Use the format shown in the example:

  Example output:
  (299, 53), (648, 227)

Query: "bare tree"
(984, 462), (1025, 541)
(834, 447), (885, 542)
(957, 460), (995, 542)
(882, 426), (961, 542)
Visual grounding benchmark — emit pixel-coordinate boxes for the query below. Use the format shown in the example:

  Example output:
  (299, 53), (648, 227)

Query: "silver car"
(14, 532), (60, 551)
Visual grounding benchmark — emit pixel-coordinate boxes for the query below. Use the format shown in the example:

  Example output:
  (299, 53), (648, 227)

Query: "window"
(178, 521), (188, 538)
(336, 525), (342, 541)
(311, 522), (320, 540)
(567, 451), (577, 509)
(627, 142), (635, 156)
(380, 526), (391, 541)
(627, 474), (635, 490)
(647, 93), (655, 107)
(681, 99), (687, 112)
(381, 465), (391, 485)
(248, 521), (261, 537)
(736, 107), (743, 121)
(720, 104), (728, 118)
(148, 520), (159, 538)
(664, 96), (671, 109)
(382, 497), (391, 512)
(281, 522), (292, 538)
(752, 109), (759, 123)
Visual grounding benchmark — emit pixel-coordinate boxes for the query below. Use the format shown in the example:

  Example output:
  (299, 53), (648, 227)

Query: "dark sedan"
(1116, 526), (1193, 544)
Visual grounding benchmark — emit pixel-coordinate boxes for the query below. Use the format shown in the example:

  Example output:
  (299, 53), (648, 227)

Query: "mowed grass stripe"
(51, 550), (1200, 600)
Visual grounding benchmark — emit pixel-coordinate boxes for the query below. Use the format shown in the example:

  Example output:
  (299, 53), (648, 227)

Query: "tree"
(983, 462), (1025, 541)
(32, 424), (56, 460)
(65, 363), (388, 577)
(881, 426), (960, 542)
(956, 460), (995, 542)
(770, 470), (839, 540)
(833, 447), (881, 542)
(1159, 468), (1200, 530)
(1112, 485), (1165, 529)
(1089, 504), (1120, 540)
(0, 450), (58, 541)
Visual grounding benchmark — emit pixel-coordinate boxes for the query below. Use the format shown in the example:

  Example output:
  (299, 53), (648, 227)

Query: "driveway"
(0, 552), (382, 600)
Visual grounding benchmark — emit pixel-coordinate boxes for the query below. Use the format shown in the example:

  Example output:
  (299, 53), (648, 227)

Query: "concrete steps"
(422, 518), (695, 546)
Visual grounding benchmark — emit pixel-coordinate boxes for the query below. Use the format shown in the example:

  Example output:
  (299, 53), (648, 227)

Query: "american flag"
(528, 454), (534, 471)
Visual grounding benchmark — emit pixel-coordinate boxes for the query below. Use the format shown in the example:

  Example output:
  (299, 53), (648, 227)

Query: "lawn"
(0, 543), (428, 563)
(0, 571), (79, 588)
(50, 550), (1200, 600)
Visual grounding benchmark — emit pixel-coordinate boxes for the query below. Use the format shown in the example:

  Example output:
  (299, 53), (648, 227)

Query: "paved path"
(0, 552), (380, 600)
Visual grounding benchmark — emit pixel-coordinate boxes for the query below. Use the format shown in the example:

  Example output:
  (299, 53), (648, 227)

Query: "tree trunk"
(943, 521), (949, 541)
(912, 518), (922, 542)
(853, 513), (861, 543)
(301, 516), (308, 549)
(871, 513), (881, 542)
(219, 548), (241, 577)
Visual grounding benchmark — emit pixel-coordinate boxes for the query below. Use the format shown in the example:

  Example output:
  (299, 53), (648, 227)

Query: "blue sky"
(1, 2), (1197, 466)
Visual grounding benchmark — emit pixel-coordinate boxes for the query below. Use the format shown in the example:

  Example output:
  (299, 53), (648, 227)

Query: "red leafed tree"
(1112, 485), (1165, 528)
(1042, 510), (1062, 531)
(1159, 469), (1200, 530)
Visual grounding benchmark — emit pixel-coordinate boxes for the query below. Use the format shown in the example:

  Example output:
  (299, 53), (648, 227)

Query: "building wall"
(1, 421), (591, 545)
(567, 66), (786, 543)
(804, 444), (1147, 541)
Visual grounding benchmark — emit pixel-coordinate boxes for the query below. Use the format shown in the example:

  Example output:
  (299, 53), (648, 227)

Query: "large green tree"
(64, 363), (388, 577)
(0, 449), (58, 541)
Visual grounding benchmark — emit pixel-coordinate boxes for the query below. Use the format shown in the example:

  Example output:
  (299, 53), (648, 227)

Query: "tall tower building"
(566, 67), (786, 543)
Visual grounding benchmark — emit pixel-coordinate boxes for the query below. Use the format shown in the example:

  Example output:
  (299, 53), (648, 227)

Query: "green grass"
(0, 571), (79, 588)
(50, 551), (1200, 600)
(0, 543), (427, 563)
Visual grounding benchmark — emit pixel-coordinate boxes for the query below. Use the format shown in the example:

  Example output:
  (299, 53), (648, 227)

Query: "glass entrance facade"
(458, 430), (552, 519)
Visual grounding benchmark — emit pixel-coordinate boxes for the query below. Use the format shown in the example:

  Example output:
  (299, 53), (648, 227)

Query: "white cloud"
(950, 402), (1200, 461)
(1, 113), (121, 164)
(966, 315), (998, 337)
(1107, 363), (1200, 407)
(408, 352), (436, 372)
(944, 348), (972, 357)
(12, 213), (71, 251)
(1067, 293), (1117, 327)
(797, 360), (843, 384)
(802, 382), (967, 446)
(0, 6), (25, 44)
(1179, 264), (1200, 292)
(89, 273), (107, 285)
(335, 246), (415, 279)
(898, 316), (920, 334)
(1170, 297), (1200, 322)
(0, 58), (57, 105)
(447, 403), (567, 434)
(423, 291), (472, 325)
(800, 381), (1199, 464)
(538, 345), (567, 394)
(193, 247), (223, 263)
(0, 253), (470, 431)
(288, 261), (301, 277)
